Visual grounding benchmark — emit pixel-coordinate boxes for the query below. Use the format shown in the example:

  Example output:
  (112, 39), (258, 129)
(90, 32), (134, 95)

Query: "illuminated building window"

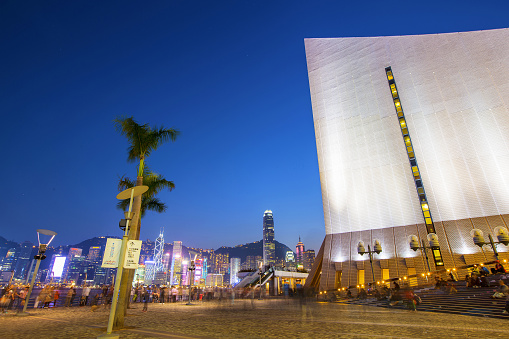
(385, 66), (444, 267)
(357, 269), (365, 285)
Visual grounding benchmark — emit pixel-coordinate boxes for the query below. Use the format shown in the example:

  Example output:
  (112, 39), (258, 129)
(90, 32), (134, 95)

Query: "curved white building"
(305, 28), (509, 290)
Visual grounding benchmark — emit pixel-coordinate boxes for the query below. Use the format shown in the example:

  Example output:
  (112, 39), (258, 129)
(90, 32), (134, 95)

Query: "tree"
(113, 116), (179, 329)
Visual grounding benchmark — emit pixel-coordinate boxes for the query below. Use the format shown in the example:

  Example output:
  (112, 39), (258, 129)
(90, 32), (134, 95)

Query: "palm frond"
(117, 175), (135, 191)
(116, 199), (130, 212)
(141, 197), (167, 217)
(116, 168), (174, 218)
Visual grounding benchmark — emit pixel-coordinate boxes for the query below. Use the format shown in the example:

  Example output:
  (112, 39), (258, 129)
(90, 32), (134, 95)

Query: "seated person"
(358, 288), (367, 300)
(491, 262), (507, 274)
(472, 275), (482, 288)
(491, 280), (509, 299)
(471, 265), (480, 276)
(389, 290), (404, 306)
(480, 266), (490, 276)
(465, 274), (471, 288)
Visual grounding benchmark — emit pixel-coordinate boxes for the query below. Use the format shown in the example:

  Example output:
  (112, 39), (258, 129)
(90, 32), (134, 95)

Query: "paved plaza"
(2, 299), (509, 338)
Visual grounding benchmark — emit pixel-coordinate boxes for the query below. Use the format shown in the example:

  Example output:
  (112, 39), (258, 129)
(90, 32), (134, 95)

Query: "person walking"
(160, 286), (166, 304)
(82, 285), (91, 306)
(16, 286), (28, 313)
(171, 286), (178, 303)
(43, 286), (54, 308)
(104, 285), (113, 308)
(65, 287), (74, 307)
(503, 289), (509, 314)
(53, 289), (60, 308)
(142, 287), (149, 312)
(101, 285), (108, 305)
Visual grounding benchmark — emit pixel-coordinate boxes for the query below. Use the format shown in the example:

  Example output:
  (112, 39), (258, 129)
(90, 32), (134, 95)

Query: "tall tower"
(295, 237), (305, 266)
(169, 241), (182, 285)
(262, 210), (275, 267)
(154, 228), (164, 273)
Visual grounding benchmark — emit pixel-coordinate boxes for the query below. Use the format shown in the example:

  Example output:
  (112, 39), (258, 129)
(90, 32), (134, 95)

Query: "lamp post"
(408, 233), (441, 273)
(186, 259), (196, 305)
(20, 229), (57, 315)
(99, 185), (148, 339)
(357, 240), (382, 284)
(471, 227), (509, 261)
(258, 262), (263, 300)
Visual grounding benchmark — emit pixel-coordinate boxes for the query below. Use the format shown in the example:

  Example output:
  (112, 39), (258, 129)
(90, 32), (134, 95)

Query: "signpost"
(99, 185), (148, 339)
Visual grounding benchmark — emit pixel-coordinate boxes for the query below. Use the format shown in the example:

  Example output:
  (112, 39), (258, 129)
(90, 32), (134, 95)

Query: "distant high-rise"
(154, 229), (165, 273)
(87, 246), (102, 261)
(285, 251), (295, 266)
(295, 237), (305, 266)
(14, 241), (33, 280)
(169, 241), (182, 285)
(62, 248), (82, 282)
(302, 250), (315, 271)
(230, 257), (241, 285)
(263, 210), (275, 267)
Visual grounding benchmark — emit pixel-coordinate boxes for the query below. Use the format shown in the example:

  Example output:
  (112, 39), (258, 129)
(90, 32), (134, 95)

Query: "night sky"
(1, 1), (508, 251)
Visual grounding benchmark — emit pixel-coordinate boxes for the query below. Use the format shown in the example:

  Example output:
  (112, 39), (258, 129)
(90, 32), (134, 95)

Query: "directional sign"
(102, 238), (122, 268)
(124, 240), (142, 269)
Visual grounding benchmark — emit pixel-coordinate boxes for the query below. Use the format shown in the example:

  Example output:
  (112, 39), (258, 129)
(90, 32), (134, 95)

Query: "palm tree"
(113, 116), (179, 329)
(113, 116), (179, 240)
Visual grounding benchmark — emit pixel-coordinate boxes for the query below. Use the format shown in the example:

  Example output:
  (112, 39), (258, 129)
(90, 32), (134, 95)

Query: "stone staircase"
(338, 274), (509, 320)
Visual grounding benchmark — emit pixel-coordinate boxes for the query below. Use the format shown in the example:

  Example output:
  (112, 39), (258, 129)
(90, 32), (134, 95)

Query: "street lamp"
(186, 258), (196, 305)
(408, 233), (440, 273)
(20, 229), (57, 315)
(357, 240), (382, 283)
(258, 261), (263, 300)
(471, 227), (509, 261)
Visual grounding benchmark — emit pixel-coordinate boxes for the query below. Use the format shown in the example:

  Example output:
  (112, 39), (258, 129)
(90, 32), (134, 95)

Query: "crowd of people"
(340, 261), (509, 314)
(0, 285), (29, 313)
(0, 283), (256, 314)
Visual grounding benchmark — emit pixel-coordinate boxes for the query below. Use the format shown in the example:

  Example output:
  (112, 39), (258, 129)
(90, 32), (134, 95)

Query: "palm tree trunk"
(113, 175), (143, 330)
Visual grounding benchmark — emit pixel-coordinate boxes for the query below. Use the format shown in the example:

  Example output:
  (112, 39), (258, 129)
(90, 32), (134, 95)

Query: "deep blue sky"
(1, 1), (508, 251)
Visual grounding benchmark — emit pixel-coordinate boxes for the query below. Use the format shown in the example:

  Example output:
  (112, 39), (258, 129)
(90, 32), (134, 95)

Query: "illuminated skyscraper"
(229, 257), (241, 285)
(285, 251), (295, 267)
(302, 250), (315, 271)
(263, 210), (275, 267)
(154, 229), (165, 273)
(62, 248), (82, 282)
(14, 241), (33, 279)
(295, 237), (305, 266)
(87, 246), (102, 261)
(169, 241), (182, 285)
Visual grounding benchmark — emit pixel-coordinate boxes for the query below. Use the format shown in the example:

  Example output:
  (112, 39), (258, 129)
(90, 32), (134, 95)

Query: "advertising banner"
(124, 240), (142, 269)
(102, 238), (122, 268)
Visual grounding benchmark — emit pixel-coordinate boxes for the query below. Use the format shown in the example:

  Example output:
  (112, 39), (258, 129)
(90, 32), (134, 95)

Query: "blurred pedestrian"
(43, 286), (54, 308)
(142, 287), (149, 312)
(65, 287), (74, 307)
(53, 289), (60, 307)
(82, 285), (91, 306)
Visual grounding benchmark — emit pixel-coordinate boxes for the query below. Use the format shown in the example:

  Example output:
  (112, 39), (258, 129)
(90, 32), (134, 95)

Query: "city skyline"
(2, 1), (508, 253)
